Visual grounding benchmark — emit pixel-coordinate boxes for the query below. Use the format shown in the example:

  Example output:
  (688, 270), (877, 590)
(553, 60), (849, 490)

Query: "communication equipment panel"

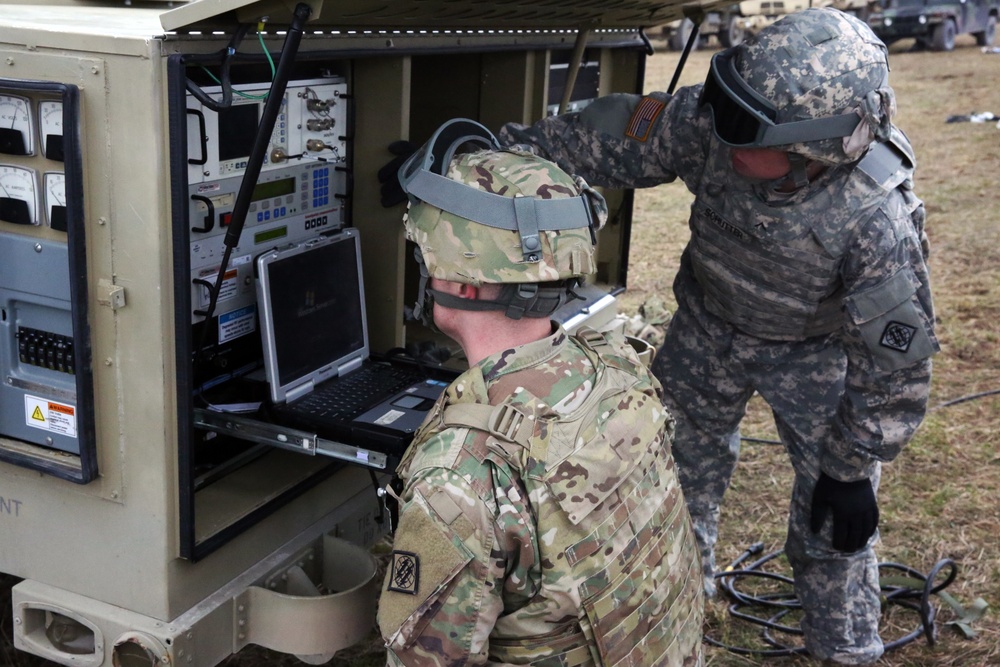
(185, 77), (348, 392)
(186, 78), (347, 184)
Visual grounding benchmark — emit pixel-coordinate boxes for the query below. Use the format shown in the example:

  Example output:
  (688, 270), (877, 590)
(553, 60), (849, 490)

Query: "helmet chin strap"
(410, 246), (577, 324)
(762, 153), (815, 194)
(766, 153), (811, 191)
(411, 246), (439, 331)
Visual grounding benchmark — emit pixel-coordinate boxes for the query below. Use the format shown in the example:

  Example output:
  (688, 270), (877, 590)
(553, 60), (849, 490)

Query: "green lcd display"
(251, 177), (295, 202)
(254, 226), (288, 244)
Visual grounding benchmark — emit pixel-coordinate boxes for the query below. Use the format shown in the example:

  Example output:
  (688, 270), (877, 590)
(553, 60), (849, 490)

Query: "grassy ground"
(3, 34), (998, 667)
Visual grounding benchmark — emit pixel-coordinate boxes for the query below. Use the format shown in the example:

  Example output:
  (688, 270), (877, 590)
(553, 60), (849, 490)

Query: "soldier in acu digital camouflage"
(500, 7), (938, 665)
(377, 119), (704, 666)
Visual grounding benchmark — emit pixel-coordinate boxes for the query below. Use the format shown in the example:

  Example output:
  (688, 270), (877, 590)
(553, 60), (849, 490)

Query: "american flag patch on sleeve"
(625, 96), (666, 142)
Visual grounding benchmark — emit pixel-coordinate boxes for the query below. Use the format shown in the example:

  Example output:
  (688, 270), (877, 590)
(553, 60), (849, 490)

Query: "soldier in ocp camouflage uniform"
(377, 120), (704, 666)
(500, 8), (937, 665)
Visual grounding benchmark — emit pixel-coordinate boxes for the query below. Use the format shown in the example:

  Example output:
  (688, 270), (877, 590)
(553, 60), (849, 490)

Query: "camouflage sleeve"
(825, 195), (939, 481)
(497, 85), (712, 191)
(378, 442), (538, 666)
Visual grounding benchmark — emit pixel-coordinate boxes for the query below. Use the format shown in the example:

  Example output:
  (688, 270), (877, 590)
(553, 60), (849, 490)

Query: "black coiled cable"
(706, 543), (961, 658)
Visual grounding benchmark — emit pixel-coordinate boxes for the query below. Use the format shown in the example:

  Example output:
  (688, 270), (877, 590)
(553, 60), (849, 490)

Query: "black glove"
(377, 140), (417, 208)
(809, 472), (879, 553)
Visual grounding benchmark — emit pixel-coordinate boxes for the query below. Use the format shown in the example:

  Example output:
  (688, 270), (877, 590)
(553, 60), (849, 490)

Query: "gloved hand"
(377, 140), (417, 207)
(809, 472), (879, 553)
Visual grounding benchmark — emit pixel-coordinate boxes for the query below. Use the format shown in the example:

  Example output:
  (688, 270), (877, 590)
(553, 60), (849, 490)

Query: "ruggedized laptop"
(255, 228), (444, 457)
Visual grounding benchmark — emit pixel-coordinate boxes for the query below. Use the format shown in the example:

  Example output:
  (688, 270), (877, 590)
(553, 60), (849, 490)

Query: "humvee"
(869, 0), (999, 50)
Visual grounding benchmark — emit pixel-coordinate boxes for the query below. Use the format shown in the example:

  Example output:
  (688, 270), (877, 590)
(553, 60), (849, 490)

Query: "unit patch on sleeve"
(625, 96), (666, 142)
(387, 550), (420, 595)
(880, 321), (917, 353)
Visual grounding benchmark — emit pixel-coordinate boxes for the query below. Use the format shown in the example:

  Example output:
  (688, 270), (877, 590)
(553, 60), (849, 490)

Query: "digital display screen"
(269, 238), (365, 386)
(255, 226), (288, 244)
(218, 104), (259, 161)
(252, 177), (296, 202)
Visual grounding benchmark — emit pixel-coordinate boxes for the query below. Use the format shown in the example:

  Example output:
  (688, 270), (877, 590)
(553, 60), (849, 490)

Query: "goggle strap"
(757, 112), (862, 147)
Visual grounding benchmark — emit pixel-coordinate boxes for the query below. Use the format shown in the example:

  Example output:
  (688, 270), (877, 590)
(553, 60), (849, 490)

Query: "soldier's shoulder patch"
(880, 321), (917, 353)
(625, 96), (666, 142)
(387, 550), (420, 595)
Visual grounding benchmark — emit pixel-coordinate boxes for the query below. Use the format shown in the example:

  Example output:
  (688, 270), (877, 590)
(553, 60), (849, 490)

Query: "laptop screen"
(256, 229), (368, 402)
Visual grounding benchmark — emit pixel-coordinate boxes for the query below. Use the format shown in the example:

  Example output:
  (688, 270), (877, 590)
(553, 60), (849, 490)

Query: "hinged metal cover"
(160, 0), (702, 32)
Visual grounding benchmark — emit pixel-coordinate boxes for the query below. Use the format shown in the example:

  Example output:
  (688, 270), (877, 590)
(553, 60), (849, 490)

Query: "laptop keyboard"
(291, 364), (428, 421)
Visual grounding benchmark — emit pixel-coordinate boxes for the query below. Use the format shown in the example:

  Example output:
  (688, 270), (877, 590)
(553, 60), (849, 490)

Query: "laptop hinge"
(285, 380), (314, 403)
(338, 357), (363, 375)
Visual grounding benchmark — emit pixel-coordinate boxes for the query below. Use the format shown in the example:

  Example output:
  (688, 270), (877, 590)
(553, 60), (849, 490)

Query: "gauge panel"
(0, 164), (38, 225)
(39, 100), (65, 162)
(0, 94), (34, 156)
(44, 172), (67, 231)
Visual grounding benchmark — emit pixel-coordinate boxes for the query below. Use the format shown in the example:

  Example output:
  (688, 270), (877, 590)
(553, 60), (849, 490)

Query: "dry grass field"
(3, 33), (998, 667)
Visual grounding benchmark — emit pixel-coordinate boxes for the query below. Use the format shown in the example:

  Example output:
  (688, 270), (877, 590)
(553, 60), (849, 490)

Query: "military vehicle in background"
(868, 0), (998, 51)
(660, 0), (877, 50)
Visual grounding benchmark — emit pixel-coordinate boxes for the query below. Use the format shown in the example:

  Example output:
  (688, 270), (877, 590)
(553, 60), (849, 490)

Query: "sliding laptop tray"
(0, 0), (703, 665)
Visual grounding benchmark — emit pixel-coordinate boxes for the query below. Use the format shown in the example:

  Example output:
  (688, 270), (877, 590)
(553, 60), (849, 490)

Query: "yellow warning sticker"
(24, 395), (77, 438)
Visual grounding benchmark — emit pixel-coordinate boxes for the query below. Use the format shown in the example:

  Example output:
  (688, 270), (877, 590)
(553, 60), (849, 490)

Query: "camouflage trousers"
(650, 279), (884, 666)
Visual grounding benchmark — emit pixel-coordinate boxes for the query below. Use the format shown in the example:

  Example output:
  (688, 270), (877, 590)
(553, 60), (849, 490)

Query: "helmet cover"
(404, 148), (607, 286)
(735, 7), (895, 164)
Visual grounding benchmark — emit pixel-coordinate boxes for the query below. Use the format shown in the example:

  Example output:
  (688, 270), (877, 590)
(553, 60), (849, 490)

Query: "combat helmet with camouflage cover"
(397, 118), (607, 321)
(701, 7), (896, 171)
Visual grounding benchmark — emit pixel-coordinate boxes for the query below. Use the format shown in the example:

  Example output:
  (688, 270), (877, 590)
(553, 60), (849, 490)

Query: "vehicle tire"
(719, 15), (746, 48)
(973, 15), (996, 46)
(931, 19), (957, 51)
(669, 18), (699, 51)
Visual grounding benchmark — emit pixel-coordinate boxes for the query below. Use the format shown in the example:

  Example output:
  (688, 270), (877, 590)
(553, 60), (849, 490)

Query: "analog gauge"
(0, 94), (33, 156)
(44, 172), (68, 232)
(0, 165), (39, 226)
(39, 100), (64, 162)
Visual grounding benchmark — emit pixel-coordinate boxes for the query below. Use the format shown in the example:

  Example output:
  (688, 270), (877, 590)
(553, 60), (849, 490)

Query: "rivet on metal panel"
(33, 243), (42, 253)
(104, 358), (112, 366)
(5, 58), (13, 66)
(98, 217), (107, 225)
(91, 66), (100, 75)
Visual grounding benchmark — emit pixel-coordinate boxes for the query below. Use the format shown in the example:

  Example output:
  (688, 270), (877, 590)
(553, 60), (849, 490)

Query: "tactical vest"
(430, 328), (704, 667)
(688, 132), (917, 341)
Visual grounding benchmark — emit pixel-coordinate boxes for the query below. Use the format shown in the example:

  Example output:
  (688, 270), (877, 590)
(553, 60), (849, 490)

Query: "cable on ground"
(705, 543), (987, 658)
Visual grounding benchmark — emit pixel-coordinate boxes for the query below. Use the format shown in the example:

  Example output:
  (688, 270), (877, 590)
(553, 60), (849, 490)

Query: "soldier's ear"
(456, 283), (480, 300)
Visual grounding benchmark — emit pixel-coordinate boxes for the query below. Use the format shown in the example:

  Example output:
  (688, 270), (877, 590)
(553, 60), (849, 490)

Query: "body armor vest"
(421, 328), (703, 666)
(688, 133), (916, 340)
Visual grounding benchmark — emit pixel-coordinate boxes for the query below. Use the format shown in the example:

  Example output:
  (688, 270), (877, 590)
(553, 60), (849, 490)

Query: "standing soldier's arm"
(825, 195), (939, 482)
(498, 86), (712, 191)
(379, 461), (537, 666)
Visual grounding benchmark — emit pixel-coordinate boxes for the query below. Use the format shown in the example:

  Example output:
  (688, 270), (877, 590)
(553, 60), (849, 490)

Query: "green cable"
(197, 26), (275, 101)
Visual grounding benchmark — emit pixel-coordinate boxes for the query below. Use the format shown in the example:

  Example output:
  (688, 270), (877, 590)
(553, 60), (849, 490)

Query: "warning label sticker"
(24, 395), (78, 438)
(218, 304), (257, 343)
(197, 268), (239, 309)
